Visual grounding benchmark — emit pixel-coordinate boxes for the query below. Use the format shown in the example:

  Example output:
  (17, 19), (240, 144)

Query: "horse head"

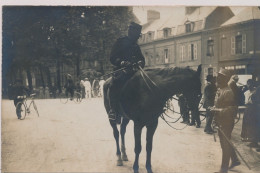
(182, 65), (202, 110)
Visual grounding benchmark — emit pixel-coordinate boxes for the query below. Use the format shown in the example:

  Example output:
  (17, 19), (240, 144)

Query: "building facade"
(139, 6), (260, 88)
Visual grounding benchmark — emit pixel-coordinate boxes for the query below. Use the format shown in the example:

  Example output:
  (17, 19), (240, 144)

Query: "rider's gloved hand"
(120, 61), (131, 67)
(137, 61), (143, 67)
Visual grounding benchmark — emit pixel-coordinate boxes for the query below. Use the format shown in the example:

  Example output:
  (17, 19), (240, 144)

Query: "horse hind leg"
(109, 121), (123, 166)
(133, 123), (143, 173)
(120, 118), (130, 161)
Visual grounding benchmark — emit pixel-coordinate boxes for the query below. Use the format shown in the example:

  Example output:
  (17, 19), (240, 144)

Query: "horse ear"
(196, 64), (202, 76)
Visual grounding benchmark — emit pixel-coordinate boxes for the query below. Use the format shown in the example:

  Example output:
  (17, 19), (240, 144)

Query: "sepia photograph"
(1, 2), (260, 173)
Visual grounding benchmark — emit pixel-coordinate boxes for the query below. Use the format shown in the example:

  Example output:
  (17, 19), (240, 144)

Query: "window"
(164, 49), (169, 63)
(208, 68), (213, 76)
(188, 43), (197, 60)
(231, 34), (246, 55)
(235, 35), (242, 54)
(180, 45), (185, 62)
(235, 65), (246, 74)
(186, 23), (191, 33)
(147, 32), (154, 42)
(221, 38), (227, 56)
(163, 28), (171, 38)
(207, 40), (214, 57)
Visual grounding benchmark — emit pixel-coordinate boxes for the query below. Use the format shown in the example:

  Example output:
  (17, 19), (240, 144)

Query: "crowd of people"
(64, 74), (106, 100)
(177, 70), (260, 173)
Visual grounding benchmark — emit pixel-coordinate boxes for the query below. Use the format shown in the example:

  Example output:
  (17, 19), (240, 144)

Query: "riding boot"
(107, 85), (118, 121)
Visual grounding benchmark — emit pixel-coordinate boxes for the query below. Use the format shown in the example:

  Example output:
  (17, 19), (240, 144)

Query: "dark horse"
(103, 65), (202, 173)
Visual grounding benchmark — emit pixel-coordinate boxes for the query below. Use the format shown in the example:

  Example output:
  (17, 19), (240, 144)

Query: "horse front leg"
(133, 123), (143, 173)
(109, 121), (123, 166)
(145, 119), (158, 173)
(120, 118), (130, 161)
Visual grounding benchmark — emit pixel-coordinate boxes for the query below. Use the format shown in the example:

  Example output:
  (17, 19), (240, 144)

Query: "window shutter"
(171, 48), (175, 63)
(231, 36), (235, 55)
(194, 43), (198, 60)
(188, 44), (191, 60)
(242, 34), (246, 53)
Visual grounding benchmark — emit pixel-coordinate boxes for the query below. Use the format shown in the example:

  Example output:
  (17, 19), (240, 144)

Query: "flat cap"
(218, 68), (231, 78)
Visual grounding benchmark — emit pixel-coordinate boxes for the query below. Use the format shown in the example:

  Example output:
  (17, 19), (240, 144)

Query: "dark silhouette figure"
(103, 65), (202, 173)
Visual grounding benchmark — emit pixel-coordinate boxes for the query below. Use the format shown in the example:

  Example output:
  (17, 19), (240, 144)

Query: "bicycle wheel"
(16, 102), (26, 120)
(59, 93), (68, 104)
(74, 92), (82, 104)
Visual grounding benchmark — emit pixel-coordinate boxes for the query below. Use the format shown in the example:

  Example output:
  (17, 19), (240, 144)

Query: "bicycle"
(16, 93), (39, 120)
(59, 91), (82, 104)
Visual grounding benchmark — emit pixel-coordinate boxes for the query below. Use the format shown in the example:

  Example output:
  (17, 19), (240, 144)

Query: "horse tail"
(103, 78), (112, 114)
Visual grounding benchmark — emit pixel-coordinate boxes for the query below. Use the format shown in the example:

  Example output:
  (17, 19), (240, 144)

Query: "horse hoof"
(117, 160), (123, 166)
(147, 169), (153, 173)
(122, 154), (128, 161)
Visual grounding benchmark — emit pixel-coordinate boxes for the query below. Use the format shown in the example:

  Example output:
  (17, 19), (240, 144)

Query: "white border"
(1, 0), (260, 6)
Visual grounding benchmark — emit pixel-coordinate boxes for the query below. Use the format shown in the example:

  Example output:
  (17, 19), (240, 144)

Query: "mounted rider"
(108, 22), (145, 120)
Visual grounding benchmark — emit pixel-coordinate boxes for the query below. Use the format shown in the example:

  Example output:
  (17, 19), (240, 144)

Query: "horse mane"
(144, 66), (196, 78)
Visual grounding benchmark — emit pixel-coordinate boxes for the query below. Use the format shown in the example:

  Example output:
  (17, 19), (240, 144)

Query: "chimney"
(147, 10), (160, 23)
(185, 7), (198, 15)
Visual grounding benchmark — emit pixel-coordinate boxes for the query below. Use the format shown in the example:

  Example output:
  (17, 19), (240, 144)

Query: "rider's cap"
(129, 22), (142, 32)
(218, 68), (231, 79)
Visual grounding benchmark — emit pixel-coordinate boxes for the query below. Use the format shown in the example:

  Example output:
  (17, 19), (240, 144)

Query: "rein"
(101, 67), (128, 78)
(138, 66), (189, 130)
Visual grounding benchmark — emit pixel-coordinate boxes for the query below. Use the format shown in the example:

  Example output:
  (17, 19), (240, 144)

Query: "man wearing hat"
(210, 68), (240, 173)
(203, 75), (217, 134)
(107, 22), (145, 120)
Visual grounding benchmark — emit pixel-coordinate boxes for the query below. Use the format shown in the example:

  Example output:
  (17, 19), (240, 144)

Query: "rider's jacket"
(110, 36), (145, 71)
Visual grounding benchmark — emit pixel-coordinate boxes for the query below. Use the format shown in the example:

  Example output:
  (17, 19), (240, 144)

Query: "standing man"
(99, 76), (105, 97)
(203, 75), (217, 134)
(178, 94), (190, 124)
(64, 74), (74, 100)
(107, 22), (145, 120)
(80, 79), (85, 98)
(83, 78), (92, 99)
(12, 79), (29, 119)
(210, 69), (240, 173)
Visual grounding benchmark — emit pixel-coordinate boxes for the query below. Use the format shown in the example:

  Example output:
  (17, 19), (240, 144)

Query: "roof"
(222, 7), (260, 26)
(186, 6), (216, 22)
(141, 7), (217, 36)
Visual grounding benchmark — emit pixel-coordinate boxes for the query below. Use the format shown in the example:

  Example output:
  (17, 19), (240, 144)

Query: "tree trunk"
(39, 66), (45, 88)
(45, 67), (52, 89)
(26, 68), (33, 92)
(76, 56), (80, 78)
(56, 60), (61, 93)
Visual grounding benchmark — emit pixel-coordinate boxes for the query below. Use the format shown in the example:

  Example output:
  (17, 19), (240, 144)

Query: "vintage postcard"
(1, 1), (260, 173)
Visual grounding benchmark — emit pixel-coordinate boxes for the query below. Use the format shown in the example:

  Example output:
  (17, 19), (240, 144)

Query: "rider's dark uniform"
(108, 22), (145, 120)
